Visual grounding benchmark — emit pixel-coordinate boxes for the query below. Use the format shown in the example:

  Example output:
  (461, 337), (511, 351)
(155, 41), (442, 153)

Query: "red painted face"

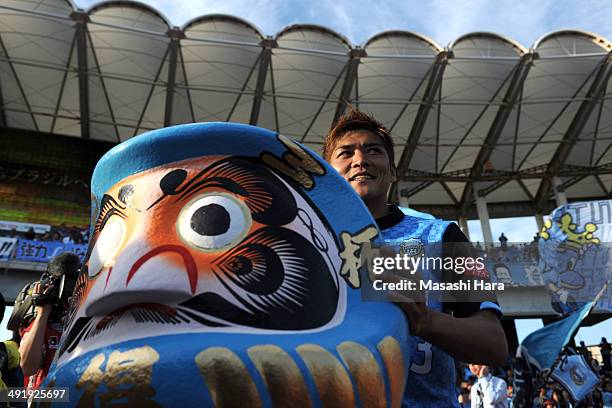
(86, 156), (265, 292)
(74, 155), (342, 333)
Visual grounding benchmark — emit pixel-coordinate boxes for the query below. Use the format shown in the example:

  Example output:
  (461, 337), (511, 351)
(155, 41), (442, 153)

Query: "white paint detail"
(177, 192), (252, 251)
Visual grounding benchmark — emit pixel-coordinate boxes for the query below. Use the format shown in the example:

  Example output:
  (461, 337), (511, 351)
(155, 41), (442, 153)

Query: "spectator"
(603, 377), (612, 407)
(459, 387), (472, 408)
(69, 229), (83, 244)
(24, 227), (35, 241)
(469, 364), (508, 408)
(18, 253), (79, 390)
(600, 337), (611, 374)
(534, 386), (548, 407)
(552, 387), (569, 408)
(591, 388), (603, 407)
(468, 374), (478, 390)
(61, 231), (73, 244)
(499, 233), (508, 250)
(580, 341), (593, 362)
(506, 384), (514, 408)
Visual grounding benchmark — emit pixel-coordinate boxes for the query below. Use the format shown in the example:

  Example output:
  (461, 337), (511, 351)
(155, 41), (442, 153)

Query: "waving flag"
(551, 354), (598, 402)
(517, 301), (595, 371)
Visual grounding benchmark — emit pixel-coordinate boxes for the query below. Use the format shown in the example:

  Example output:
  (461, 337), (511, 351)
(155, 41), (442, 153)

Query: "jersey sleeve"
(441, 223), (502, 318)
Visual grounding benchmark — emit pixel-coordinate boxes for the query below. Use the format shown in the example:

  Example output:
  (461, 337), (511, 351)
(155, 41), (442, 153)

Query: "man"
(499, 233), (508, 251)
(324, 109), (508, 407)
(18, 281), (62, 389)
(600, 337), (611, 373)
(16, 253), (80, 390)
(468, 364), (508, 408)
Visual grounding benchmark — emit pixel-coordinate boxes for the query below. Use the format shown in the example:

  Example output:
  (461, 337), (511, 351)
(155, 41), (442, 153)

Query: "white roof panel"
(1, 5), (611, 215)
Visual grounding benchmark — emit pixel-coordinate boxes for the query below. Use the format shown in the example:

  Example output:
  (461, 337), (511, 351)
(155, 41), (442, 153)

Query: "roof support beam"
(87, 29), (120, 141)
(517, 179), (534, 201)
(268, 57), (280, 132)
(0, 73), (6, 127)
(332, 48), (365, 126)
(478, 180), (509, 197)
(595, 175), (607, 195)
(534, 52), (612, 211)
(402, 163), (612, 182)
(249, 38), (276, 126)
(396, 51), (448, 178)
(164, 27), (184, 127)
(177, 46), (196, 123)
(226, 50), (263, 122)
(300, 61), (349, 142)
(400, 181), (434, 201)
(72, 11), (90, 139)
(50, 31), (77, 134)
(134, 44), (171, 136)
(441, 181), (459, 205)
(0, 34), (38, 131)
(392, 51), (448, 202)
(460, 53), (533, 214)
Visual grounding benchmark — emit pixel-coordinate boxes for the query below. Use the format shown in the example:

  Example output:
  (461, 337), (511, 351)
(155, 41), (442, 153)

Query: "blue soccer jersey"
(377, 206), (501, 408)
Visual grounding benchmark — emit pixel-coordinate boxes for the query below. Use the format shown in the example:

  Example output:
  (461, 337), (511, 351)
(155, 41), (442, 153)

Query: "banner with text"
(14, 239), (87, 263)
(0, 237), (17, 261)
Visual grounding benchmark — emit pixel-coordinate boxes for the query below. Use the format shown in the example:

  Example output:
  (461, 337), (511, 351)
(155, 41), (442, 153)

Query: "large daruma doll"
(45, 123), (411, 407)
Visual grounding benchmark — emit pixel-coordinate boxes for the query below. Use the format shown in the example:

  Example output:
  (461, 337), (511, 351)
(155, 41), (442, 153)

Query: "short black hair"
(323, 109), (394, 164)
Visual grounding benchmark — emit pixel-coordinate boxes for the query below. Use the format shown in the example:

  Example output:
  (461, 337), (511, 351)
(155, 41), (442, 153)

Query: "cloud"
(73, 0), (612, 47)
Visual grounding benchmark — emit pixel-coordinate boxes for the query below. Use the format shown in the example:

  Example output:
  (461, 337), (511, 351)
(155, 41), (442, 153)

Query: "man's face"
(469, 364), (488, 377)
(327, 130), (395, 205)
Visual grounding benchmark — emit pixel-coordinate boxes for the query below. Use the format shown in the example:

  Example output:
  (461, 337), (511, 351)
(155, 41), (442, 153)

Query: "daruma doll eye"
(177, 192), (252, 252)
(88, 217), (127, 276)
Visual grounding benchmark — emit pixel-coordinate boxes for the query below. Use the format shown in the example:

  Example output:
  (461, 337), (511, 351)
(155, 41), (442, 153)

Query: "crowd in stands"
(473, 234), (541, 265)
(456, 338), (612, 407)
(0, 224), (89, 244)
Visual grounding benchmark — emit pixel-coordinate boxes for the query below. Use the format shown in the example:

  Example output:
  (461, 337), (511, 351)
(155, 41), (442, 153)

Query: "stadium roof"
(1, 0), (612, 219)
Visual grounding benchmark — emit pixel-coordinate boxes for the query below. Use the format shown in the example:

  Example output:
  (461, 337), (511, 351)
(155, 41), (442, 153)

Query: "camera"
(33, 252), (81, 308)
(7, 253), (81, 331)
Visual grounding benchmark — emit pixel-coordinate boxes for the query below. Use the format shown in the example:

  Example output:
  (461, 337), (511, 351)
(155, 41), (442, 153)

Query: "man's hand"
(396, 301), (431, 338)
(478, 365), (489, 378)
(30, 281), (54, 311)
(469, 364), (490, 379)
(370, 247), (431, 337)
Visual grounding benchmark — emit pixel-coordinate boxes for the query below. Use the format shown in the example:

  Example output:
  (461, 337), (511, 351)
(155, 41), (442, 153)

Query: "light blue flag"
(551, 354), (599, 402)
(517, 301), (595, 371)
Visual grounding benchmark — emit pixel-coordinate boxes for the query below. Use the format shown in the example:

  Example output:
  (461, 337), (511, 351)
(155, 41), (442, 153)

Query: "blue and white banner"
(539, 199), (612, 314)
(0, 237), (17, 261)
(14, 239), (87, 262)
(517, 301), (595, 371)
(551, 354), (599, 402)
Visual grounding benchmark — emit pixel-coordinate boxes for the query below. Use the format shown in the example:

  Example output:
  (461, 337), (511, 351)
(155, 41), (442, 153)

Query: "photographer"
(10, 253), (80, 390)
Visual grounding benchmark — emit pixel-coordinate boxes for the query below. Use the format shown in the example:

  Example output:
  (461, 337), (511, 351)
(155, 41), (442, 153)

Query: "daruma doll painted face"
(46, 123), (411, 407)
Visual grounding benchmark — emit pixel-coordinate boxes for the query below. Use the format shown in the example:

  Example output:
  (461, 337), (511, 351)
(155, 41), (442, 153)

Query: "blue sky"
(72, 0), (612, 48)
